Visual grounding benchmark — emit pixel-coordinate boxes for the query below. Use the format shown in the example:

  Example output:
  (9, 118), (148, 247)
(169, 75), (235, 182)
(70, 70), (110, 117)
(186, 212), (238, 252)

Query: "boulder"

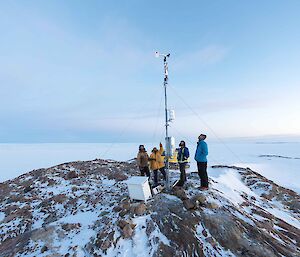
(206, 202), (219, 209)
(24, 186), (33, 193)
(117, 219), (136, 229)
(61, 223), (81, 232)
(119, 210), (128, 217)
(118, 202), (131, 217)
(122, 224), (134, 238)
(101, 238), (112, 251)
(121, 202), (131, 211)
(108, 172), (127, 181)
(133, 203), (147, 216)
(191, 194), (206, 206)
(173, 188), (188, 200)
(51, 194), (68, 204)
(117, 219), (128, 229)
(183, 199), (196, 210)
(94, 230), (115, 251)
(112, 206), (122, 212)
(41, 245), (48, 253)
(66, 171), (78, 179)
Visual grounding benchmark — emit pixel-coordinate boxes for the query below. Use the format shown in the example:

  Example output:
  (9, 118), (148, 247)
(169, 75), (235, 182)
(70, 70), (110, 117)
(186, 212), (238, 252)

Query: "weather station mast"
(155, 51), (175, 191)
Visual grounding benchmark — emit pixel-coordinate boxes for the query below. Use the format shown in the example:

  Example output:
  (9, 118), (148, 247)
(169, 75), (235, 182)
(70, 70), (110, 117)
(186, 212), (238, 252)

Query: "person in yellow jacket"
(149, 143), (166, 186)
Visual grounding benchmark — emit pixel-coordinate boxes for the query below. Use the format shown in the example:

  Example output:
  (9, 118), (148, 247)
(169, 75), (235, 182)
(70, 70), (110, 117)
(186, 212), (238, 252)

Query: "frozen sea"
(0, 140), (299, 193)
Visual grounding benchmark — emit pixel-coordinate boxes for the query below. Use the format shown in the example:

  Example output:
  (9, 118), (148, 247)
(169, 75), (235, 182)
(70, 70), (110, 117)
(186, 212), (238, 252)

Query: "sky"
(0, 0), (300, 143)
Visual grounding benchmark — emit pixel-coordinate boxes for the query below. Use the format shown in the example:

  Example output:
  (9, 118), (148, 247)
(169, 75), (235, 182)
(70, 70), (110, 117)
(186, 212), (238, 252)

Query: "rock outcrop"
(0, 160), (299, 257)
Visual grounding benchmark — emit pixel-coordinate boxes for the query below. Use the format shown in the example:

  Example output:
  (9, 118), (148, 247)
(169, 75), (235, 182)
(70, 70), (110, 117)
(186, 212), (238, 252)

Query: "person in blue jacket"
(194, 134), (209, 190)
(177, 140), (189, 186)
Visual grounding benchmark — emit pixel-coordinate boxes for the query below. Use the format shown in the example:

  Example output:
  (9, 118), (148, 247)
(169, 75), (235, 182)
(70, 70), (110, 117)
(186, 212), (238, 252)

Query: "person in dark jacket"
(194, 134), (209, 190)
(136, 145), (150, 178)
(177, 140), (189, 186)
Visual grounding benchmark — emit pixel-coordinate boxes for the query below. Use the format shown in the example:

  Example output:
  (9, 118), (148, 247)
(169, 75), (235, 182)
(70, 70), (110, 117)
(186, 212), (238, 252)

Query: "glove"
(160, 143), (163, 147)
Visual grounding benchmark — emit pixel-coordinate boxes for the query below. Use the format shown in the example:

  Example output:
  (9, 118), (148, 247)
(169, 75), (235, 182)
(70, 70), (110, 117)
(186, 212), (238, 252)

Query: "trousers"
(197, 162), (208, 187)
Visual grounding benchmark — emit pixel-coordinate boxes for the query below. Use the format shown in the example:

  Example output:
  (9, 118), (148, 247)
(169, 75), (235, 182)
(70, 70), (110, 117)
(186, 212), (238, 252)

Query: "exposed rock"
(212, 164), (300, 216)
(201, 210), (287, 257)
(47, 178), (56, 186)
(205, 237), (217, 248)
(61, 223), (81, 232)
(119, 209), (129, 217)
(51, 194), (68, 204)
(183, 199), (196, 210)
(100, 238), (112, 251)
(66, 170), (78, 179)
(112, 205), (122, 212)
(191, 194), (206, 206)
(121, 202), (131, 211)
(149, 195), (204, 257)
(118, 201), (131, 217)
(94, 230), (115, 251)
(206, 202), (219, 209)
(118, 219), (136, 230)
(0, 159), (299, 257)
(122, 224), (134, 238)
(109, 172), (127, 181)
(132, 203), (147, 216)
(24, 185), (33, 193)
(41, 245), (48, 253)
(173, 187), (188, 200)
(117, 219), (128, 229)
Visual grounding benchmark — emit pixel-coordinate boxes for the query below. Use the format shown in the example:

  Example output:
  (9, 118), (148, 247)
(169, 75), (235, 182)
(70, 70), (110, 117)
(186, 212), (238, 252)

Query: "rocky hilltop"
(0, 159), (299, 257)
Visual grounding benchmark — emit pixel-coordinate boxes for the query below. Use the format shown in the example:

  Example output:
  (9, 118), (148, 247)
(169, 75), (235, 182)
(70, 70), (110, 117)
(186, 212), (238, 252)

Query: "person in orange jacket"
(149, 143), (166, 186)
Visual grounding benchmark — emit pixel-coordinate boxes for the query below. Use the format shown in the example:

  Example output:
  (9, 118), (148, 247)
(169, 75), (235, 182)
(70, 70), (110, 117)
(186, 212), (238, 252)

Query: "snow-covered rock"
(0, 159), (299, 256)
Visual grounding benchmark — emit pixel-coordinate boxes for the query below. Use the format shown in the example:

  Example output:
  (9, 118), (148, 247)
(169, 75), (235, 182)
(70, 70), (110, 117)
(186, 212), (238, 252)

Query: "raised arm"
(159, 143), (164, 154)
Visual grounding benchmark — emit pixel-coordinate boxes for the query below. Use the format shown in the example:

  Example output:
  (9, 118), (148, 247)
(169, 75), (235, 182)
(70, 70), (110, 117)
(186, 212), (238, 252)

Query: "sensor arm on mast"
(155, 51), (170, 58)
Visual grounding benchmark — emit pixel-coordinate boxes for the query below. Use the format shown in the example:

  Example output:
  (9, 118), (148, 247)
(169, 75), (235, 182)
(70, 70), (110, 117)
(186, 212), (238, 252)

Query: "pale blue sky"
(0, 0), (299, 142)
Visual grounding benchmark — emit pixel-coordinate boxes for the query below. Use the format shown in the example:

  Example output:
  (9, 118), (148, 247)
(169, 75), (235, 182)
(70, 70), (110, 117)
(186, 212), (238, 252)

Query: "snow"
(104, 215), (170, 257)
(208, 167), (300, 229)
(162, 193), (181, 202)
(0, 141), (299, 256)
(231, 210), (255, 226)
(0, 217), (25, 242)
(102, 178), (116, 186)
(131, 216), (152, 257)
(0, 212), (5, 222)
(266, 206), (300, 229)
(195, 223), (235, 257)
(209, 168), (256, 205)
(56, 210), (99, 227)
(208, 141), (300, 193)
(149, 224), (170, 247)
(0, 139), (299, 256)
(0, 141), (299, 194)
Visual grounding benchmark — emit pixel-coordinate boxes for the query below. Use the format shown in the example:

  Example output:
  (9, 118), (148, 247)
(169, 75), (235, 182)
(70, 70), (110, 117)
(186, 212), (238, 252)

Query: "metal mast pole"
(155, 51), (171, 190)
(163, 55), (170, 190)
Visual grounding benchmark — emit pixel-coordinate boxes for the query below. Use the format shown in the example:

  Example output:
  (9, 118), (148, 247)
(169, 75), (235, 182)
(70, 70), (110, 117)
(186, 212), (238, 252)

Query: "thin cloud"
(174, 45), (229, 70)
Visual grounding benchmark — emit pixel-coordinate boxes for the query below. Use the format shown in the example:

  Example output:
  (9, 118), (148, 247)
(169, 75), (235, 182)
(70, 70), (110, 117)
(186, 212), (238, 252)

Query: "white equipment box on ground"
(126, 176), (152, 201)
